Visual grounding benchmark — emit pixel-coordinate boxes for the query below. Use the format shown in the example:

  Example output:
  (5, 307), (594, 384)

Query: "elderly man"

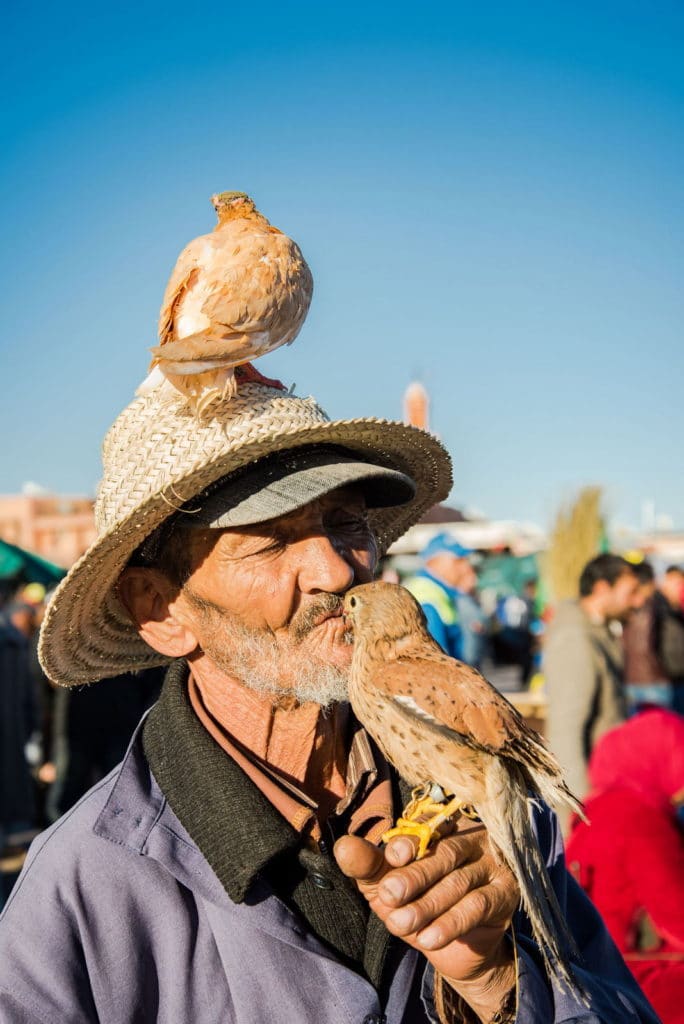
(0, 381), (656, 1023)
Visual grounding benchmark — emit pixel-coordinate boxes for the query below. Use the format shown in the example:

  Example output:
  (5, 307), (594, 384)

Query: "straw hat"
(39, 382), (452, 686)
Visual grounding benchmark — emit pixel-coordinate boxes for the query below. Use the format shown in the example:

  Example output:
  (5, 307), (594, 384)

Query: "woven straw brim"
(39, 383), (452, 686)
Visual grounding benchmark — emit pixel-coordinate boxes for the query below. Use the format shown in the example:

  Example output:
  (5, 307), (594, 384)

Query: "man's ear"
(118, 568), (198, 658)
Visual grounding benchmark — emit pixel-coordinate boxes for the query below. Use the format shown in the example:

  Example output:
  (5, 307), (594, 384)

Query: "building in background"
(403, 380), (430, 431)
(0, 493), (95, 569)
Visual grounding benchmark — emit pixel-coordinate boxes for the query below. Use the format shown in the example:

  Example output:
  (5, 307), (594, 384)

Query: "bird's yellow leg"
(382, 795), (479, 859)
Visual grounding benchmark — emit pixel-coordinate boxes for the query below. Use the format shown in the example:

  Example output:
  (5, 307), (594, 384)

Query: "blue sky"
(1, 1), (682, 531)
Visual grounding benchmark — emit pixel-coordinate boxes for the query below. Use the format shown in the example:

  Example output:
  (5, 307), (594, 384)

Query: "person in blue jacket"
(404, 533), (488, 668)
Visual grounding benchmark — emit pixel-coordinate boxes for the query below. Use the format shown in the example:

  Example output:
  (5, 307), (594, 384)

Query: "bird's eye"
(349, 595), (357, 608)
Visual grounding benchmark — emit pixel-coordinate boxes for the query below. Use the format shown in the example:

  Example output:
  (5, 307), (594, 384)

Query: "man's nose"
(295, 534), (356, 594)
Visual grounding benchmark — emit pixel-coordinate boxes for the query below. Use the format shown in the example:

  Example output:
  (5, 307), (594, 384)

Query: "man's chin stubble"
(184, 587), (353, 708)
(200, 618), (351, 709)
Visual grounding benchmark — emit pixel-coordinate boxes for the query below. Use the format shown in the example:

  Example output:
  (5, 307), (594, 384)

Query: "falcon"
(137, 191), (313, 414)
(343, 580), (585, 996)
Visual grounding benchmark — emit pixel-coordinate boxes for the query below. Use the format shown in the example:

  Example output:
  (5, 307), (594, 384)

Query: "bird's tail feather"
(528, 767), (588, 826)
(482, 762), (588, 1004)
(516, 731), (587, 824)
(136, 365), (170, 397)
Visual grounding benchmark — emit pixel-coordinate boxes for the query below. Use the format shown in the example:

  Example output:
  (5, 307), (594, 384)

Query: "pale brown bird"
(137, 191), (313, 414)
(343, 580), (586, 997)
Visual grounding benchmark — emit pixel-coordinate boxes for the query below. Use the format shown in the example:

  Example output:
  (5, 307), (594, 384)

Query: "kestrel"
(343, 580), (584, 997)
(137, 191), (313, 414)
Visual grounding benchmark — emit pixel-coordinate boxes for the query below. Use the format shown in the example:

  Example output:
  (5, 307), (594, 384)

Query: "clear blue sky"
(1, 1), (682, 532)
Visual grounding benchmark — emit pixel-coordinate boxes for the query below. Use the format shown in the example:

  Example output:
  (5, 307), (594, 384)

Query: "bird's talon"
(410, 783), (432, 802)
(382, 820), (435, 860)
(459, 804), (481, 821)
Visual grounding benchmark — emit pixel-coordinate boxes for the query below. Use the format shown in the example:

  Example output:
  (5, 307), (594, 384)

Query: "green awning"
(477, 553), (540, 595)
(0, 539), (66, 585)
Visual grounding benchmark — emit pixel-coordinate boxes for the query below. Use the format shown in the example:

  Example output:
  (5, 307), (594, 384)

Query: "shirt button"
(310, 871), (334, 890)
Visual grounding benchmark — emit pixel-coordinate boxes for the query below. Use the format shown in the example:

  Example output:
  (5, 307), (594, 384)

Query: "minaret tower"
(403, 380), (430, 431)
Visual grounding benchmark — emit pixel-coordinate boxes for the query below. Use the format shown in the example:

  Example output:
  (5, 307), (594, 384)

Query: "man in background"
(656, 565), (684, 714)
(544, 553), (641, 831)
(622, 561), (672, 712)
(403, 533), (487, 668)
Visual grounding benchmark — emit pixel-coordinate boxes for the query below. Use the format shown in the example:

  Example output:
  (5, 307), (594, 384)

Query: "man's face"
(10, 606), (36, 637)
(174, 486), (377, 705)
(428, 553), (477, 594)
(602, 571), (642, 621)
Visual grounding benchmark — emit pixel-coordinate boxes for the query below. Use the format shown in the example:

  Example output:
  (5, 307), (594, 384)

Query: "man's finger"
(383, 835), (420, 867)
(412, 882), (518, 951)
(379, 829), (484, 907)
(383, 860), (486, 937)
(334, 835), (388, 885)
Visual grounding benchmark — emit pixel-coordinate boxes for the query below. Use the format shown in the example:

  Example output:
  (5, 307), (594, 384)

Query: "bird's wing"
(158, 248), (201, 346)
(371, 656), (554, 767)
(148, 329), (261, 368)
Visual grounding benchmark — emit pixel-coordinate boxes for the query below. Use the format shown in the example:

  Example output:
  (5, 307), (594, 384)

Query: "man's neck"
(579, 594), (606, 625)
(189, 654), (349, 816)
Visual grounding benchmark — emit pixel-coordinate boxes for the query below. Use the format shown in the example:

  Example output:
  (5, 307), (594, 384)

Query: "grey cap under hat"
(177, 444), (416, 528)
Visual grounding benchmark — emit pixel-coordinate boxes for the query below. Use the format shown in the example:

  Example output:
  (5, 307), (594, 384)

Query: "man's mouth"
(290, 595), (346, 642)
(313, 607), (344, 628)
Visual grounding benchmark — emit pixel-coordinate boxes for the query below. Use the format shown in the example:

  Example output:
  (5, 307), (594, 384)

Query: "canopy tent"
(0, 539), (66, 587)
(477, 552), (540, 596)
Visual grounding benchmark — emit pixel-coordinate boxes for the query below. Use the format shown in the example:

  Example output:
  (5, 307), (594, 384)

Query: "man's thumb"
(334, 835), (387, 884)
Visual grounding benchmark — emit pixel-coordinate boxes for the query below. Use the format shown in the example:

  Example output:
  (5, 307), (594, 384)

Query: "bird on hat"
(137, 192), (313, 415)
(343, 580), (586, 999)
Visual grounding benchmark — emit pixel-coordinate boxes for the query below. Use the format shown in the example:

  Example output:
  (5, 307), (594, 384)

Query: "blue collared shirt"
(0, 715), (658, 1023)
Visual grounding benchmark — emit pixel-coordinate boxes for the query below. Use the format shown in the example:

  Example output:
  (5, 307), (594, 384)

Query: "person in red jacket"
(566, 708), (684, 1022)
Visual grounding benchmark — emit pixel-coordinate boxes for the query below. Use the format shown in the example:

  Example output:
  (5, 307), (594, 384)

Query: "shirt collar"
(141, 661), (395, 902)
(142, 661), (300, 902)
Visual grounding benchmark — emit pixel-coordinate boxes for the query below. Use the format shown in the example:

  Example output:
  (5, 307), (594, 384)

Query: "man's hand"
(334, 821), (519, 1020)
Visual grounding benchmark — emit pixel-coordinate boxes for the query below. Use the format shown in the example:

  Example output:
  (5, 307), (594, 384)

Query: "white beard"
(185, 589), (352, 709)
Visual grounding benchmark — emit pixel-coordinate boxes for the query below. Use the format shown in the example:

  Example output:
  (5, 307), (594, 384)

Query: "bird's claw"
(382, 794), (480, 859)
(382, 819), (435, 860)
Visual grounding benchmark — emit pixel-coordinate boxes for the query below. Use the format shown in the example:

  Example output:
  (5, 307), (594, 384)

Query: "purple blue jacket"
(0, 715), (659, 1023)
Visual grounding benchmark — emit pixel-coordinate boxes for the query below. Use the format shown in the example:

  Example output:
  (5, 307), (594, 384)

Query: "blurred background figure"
(0, 600), (39, 893)
(489, 577), (539, 685)
(47, 666), (166, 821)
(660, 566), (684, 612)
(656, 566), (684, 715)
(623, 561), (673, 713)
(403, 532), (488, 669)
(544, 554), (642, 831)
(566, 708), (684, 1024)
